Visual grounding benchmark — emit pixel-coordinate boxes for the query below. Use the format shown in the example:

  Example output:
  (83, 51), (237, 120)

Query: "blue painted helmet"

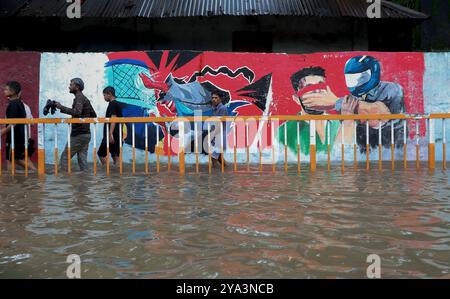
(344, 55), (381, 97)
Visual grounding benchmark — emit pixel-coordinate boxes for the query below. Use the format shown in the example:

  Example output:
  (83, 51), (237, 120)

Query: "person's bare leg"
(16, 159), (26, 169)
(27, 158), (37, 171)
(112, 156), (119, 165)
(16, 159), (37, 171)
(99, 156), (107, 165)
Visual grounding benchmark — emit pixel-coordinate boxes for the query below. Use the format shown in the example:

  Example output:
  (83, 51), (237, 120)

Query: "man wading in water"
(54, 78), (97, 172)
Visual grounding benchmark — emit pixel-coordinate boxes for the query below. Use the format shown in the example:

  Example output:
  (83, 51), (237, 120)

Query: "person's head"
(211, 90), (222, 107)
(4, 81), (22, 99)
(103, 86), (116, 102)
(344, 55), (381, 97)
(290, 67), (327, 115)
(69, 78), (85, 94)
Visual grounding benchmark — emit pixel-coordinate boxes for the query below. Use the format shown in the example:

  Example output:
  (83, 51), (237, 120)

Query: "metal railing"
(0, 113), (448, 176)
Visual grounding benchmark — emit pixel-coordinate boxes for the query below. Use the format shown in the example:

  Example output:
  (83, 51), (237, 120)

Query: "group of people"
(1, 78), (229, 173)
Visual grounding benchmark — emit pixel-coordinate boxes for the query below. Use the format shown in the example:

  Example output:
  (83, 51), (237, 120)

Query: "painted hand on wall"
(301, 86), (338, 111)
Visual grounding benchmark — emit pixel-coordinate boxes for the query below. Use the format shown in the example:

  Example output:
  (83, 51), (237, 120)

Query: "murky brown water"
(0, 163), (449, 278)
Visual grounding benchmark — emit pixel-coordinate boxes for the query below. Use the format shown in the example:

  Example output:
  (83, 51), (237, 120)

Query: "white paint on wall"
(39, 53), (108, 166)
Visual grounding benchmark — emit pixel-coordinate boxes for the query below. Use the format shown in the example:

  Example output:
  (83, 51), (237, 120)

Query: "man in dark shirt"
(210, 91), (228, 167)
(1, 81), (37, 171)
(97, 86), (123, 165)
(54, 78), (97, 172)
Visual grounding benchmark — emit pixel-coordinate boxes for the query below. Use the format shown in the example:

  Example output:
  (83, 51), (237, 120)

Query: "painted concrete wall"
(1, 51), (449, 166)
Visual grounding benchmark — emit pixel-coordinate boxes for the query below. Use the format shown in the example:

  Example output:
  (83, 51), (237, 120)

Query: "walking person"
(54, 78), (97, 172)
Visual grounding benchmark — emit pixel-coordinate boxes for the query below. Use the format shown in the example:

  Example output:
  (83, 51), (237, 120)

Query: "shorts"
(5, 142), (25, 161)
(97, 139), (121, 158)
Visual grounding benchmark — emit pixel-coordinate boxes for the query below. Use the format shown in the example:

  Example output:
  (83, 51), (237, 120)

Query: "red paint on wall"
(0, 52), (41, 165)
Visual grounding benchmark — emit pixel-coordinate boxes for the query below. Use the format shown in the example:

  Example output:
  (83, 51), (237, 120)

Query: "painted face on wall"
(296, 75), (327, 115)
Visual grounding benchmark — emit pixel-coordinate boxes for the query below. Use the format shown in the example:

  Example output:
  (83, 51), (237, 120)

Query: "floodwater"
(0, 163), (449, 279)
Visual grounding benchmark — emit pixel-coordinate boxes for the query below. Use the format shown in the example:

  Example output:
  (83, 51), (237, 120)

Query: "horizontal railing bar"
(0, 113), (449, 125)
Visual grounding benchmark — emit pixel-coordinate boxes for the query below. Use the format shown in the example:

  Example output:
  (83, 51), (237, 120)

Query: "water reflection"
(0, 165), (449, 278)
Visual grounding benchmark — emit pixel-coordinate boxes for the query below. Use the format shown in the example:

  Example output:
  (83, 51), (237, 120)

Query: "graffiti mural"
(277, 52), (425, 157)
(104, 51), (273, 156)
(0, 50), (444, 164)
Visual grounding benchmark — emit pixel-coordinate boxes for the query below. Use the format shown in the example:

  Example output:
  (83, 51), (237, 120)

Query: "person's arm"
(341, 95), (391, 128)
(109, 115), (117, 144)
(2, 103), (16, 136)
(55, 98), (84, 117)
(357, 101), (391, 128)
(301, 86), (338, 111)
(1, 124), (12, 136)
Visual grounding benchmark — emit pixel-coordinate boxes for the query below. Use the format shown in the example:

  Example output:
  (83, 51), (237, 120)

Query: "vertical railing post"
(416, 121), (420, 169)
(443, 119), (446, 170)
(156, 125), (160, 173)
(37, 123), (45, 175)
(93, 123), (97, 176)
(341, 120), (345, 173)
(67, 124), (71, 175)
(0, 128), (2, 176)
(246, 121), (250, 171)
(391, 121), (395, 171)
(403, 120), (407, 170)
(221, 120), (225, 174)
(167, 123), (171, 173)
(145, 123), (149, 174)
(234, 121), (238, 173)
(24, 123), (28, 177)
(132, 123), (136, 174)
(208, 123), (212, 174)
(179, 121), (185, 175)
(119, 123), (123, 175)
(106, 122), (110, 176)
(428, 118), (435, 170)
(11, 125), (15, 176)
(327, 121), (331, 173)
(378, 122), (382, 171)
(310, 120), (316, 172)
(284, 121), (288, 173)
(54, 124), (58, 176)
(297, 121), (301, 175)
(258, 120), (262, 174)
(271, 120), (275, 174)
(353, 122), (357, 169)
(366, 121), (370, 170)
(195, 122), (199, 173)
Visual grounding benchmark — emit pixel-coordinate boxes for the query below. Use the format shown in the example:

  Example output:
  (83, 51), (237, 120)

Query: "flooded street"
(0, 164), (449, 278)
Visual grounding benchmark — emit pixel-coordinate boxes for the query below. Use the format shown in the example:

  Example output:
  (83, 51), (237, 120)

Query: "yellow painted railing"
(0, 113), (448, 176)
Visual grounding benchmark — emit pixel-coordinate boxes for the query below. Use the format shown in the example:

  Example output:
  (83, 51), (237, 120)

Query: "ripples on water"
(0, 163), (449, 278)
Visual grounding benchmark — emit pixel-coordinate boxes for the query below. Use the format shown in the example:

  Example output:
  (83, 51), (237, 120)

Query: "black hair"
(5, 81), (22, 95)
(211, 90), (222, 98)
(290, 67), (326, 91)
(103, 86), (116, 97)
